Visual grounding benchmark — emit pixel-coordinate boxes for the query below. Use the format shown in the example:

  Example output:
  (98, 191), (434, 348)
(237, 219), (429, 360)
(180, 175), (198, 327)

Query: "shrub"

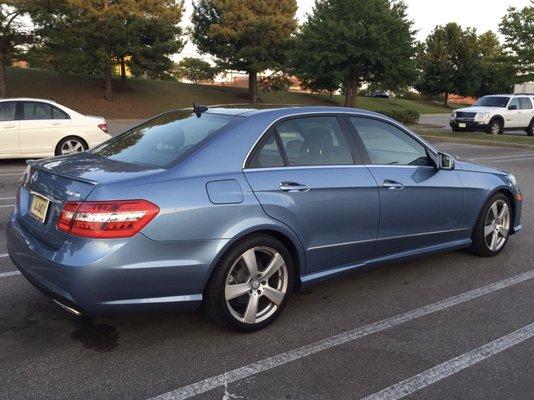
(377, 110), (420, 124)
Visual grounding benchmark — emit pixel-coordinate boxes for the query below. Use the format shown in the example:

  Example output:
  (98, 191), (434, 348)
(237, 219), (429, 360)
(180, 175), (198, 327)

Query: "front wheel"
(204, 234), (294, 332)
(56, 136), (88, 156)
(487, 119), (503, 135)
(470, 193), (512, 257)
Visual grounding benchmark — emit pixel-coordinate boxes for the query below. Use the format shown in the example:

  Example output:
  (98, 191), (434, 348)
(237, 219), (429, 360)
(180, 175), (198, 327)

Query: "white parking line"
(0, 253), (8, 258)
(148, 269), (534, 400)
(0, 271), (20, 278)
(0, 173), (22, 177)
(469, 153), (533, 161)
(361, 322), (534, 400)
(483, 157), (534, 164)
(0, 197), (15, 201)
(0, 204), (13, 209)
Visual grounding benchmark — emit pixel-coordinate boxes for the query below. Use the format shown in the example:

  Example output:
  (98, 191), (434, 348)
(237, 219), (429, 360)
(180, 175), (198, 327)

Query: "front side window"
(92, 111), (237, 168)
(275, 116), (353, 166)
(350, 117), (431, 166)
(0, 102), (16, 121)
(509, 98), (520, 109)
(518, 97), (533, 110)
(23, 102), (53, 120)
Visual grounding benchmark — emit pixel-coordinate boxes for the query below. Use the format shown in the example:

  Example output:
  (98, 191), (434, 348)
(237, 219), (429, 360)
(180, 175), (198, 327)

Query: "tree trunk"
(0, 61), (6, 98)
(120, 57), (127, 85)
(444, 92), (449, 106)
(248, 71), (258, 104)
(104, 65), (113, 101)
(344, 79), (357, 108)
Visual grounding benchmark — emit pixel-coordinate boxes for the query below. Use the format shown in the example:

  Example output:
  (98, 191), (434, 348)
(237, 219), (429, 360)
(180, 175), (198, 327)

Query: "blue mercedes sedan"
(7, 106), (522, 331)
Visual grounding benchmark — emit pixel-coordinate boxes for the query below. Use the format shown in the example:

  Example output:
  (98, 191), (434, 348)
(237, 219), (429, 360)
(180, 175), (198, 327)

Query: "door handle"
(3, 125), (15, 129)
(279, 182), (309, 192)
(383, 180), (404, 190)
(51, 122), (62, 125)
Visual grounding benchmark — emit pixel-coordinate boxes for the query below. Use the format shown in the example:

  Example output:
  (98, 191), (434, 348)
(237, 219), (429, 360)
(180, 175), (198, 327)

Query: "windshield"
(474, 96), (510, 108)
(91, 111), (237, 168)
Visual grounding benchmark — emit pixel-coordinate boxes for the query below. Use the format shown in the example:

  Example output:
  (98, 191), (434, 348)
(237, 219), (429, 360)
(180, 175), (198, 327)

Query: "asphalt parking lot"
(0, 138), (533, 400)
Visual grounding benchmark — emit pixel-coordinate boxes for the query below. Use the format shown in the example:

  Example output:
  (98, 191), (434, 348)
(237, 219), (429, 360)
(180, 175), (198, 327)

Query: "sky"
(178, 0), (531, 60)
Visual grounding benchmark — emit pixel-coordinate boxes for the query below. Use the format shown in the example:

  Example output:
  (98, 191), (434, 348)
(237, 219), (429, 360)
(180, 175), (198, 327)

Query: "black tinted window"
(351, 118), (431, 166)
(92, 111), (236, 168)
(23, 102), (53, 120)
(53, 106), (70, 119)
(276, 116), (353, 166)
(248, 131), (284, 168)
(0, 102), (16, 121)
(518, 98), (532, 110)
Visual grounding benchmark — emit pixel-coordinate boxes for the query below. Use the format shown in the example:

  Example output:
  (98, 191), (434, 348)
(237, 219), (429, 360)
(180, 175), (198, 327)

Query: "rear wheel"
(487, 119), (503, 135)
(527, 120), (534, 136)
(470, 193), (511, 257)
(204, 234), (294, 332)
(56, 136), (88, 156)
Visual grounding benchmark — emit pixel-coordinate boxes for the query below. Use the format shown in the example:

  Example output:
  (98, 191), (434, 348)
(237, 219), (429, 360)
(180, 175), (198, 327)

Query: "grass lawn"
(411, 127), (534, 147)
(6, 67), (458, 119)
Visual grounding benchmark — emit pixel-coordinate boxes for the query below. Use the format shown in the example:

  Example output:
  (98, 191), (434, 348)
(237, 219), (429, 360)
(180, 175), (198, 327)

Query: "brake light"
(98, 123), (109, 133)
(57, 200), (159, 238)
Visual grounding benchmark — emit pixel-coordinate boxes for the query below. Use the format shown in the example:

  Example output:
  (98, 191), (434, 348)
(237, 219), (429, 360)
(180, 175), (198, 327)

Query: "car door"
(517, 97), (533, 128)
(244, 115), (379, 275)
(19, 101), (71, 156)
(0, 101), (20, 157)
(504, 98), (524, 128)
(347, 116), (466, 258)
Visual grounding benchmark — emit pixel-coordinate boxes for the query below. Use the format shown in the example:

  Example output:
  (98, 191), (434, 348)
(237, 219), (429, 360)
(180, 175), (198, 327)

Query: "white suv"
(0, 98), (112, 159)
(450, 94), (534, 136)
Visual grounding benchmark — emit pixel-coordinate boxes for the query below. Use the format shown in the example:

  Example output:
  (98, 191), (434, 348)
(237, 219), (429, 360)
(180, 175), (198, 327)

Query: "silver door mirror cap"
(437, 152), (455, 170)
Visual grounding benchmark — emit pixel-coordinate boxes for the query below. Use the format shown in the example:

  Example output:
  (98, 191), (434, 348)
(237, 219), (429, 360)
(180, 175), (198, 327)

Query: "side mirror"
(437, 152), (455, 170)
(508, 104), (518, 110)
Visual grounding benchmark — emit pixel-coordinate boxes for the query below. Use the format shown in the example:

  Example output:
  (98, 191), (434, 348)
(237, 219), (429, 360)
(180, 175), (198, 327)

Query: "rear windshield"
(91, 111), (237, 168)
(474, 96), (510, 108)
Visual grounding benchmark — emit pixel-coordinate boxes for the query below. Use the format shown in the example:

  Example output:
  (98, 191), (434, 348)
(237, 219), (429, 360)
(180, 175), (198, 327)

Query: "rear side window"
(53, 106), (70, 119)
(518, 97), (532, 110)
(350, 117), (431, 166)
(91, 111), (236, 168)
(248, 131), (285, 168)
(23, 102), (53, 120)
(276, 116), (353, 166)
(0, 102), (16, 121)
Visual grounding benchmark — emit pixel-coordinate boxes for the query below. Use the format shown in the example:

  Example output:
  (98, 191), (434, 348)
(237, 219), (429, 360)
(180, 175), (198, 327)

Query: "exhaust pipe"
(52, 299), (83, 316)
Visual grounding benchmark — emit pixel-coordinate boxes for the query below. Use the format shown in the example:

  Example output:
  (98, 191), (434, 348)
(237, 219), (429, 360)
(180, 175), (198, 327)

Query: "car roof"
(0, 97), (57, 103)
(204, 104), (380, 118)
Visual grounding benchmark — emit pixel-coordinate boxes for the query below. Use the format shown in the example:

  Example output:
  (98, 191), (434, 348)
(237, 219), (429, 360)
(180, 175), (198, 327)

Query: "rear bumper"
(7, 213), (228, 315)
(450, 119), (489, 131)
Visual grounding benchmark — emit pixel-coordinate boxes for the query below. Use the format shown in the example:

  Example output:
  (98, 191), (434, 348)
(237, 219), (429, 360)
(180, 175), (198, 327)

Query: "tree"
(173, 57), (218, 83)
(499, 1), (534, 79)
(0, 1), (33, 97)
(191, 0), (297, 103)
(30, 0), (185, 100)
(477, 31), (516, 96)
(417, 23), (481, 105)
(291, 0), (416, 108)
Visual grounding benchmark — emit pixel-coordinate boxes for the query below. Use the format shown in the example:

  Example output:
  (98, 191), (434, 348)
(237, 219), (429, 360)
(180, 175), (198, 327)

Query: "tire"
(469, 193), (512, 257)
(451, 127), (463, 132)
(55, 136), (88, 156)
(204, 234), (294, 332)
(486, 119), (503, 135)
(527, 120), (534, 136)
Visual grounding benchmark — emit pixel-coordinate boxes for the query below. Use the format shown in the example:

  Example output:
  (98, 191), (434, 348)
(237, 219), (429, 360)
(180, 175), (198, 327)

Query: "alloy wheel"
(490, 123), (500, 135)
(61, 139), (85, 155)
(484, 199), (510, 252)
(225, 246), (288, 324)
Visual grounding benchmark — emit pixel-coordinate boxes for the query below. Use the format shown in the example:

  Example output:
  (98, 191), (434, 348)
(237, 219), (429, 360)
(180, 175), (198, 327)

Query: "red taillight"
(57, 200), (159, 238)
(98, 123), (108, 133)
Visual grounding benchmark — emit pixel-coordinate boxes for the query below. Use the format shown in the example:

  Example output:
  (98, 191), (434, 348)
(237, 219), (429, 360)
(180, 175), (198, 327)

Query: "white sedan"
(0, 98), (112, 159)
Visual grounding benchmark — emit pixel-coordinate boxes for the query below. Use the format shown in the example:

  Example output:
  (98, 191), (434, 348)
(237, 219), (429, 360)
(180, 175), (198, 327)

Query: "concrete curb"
(420, 134), (534, 151)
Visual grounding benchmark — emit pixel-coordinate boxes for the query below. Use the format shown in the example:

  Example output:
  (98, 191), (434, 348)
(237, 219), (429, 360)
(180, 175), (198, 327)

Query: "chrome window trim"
(242, 111), (438, 170)
(243, 164), (368, 173)
(307, 227), (470, 251)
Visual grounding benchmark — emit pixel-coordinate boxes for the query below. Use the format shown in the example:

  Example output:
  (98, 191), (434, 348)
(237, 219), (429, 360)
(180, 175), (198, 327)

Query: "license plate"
(459, 123), (466, 128)
(29, 194), (50, 224)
